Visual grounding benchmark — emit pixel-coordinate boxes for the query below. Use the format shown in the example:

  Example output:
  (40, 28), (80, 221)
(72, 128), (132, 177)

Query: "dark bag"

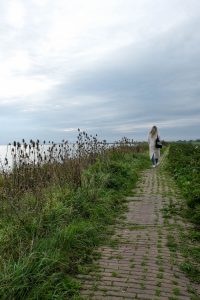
(155, 135), (162, 148)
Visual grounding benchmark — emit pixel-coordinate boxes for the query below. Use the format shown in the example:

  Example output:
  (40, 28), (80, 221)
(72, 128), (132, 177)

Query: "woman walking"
(148, 126), (161, 167)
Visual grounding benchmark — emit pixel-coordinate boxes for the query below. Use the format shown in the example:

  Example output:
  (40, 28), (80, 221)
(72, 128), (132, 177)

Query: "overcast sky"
(0, 0), (200, 143)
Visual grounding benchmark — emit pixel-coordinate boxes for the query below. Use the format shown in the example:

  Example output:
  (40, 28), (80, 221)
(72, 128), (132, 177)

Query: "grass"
(180, 262), (200, 282)
(156, 273), (163, 279)
(172, 280), (178, 285)
(163, 143), (200, 285)
(158, 266), (164, 272)
(173, 287), (180, 296)
(0, 134), (150, 299)
(156, 281), (162, 287)
(166, 143), (200, 225)
(166, 234), (178, 252)
(155, 288), (161, 296)
(140, 282), (145, 289)
(111, 272), (119, 277)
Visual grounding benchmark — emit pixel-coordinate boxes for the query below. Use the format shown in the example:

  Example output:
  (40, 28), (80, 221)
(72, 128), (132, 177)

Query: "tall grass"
(167, 142), (200, 225)
(0, 130), (149, 299)
(166, 142), (200, 283)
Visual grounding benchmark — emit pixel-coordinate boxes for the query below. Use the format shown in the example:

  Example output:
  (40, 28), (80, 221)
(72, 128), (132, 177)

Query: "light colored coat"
(148, 133), (160, 160)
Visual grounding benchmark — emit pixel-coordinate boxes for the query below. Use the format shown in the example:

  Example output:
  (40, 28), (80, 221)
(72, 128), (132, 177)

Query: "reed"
(0, 130), (149, 299)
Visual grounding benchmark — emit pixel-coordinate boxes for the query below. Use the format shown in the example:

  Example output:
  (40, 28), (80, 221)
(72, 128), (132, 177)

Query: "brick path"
(78, 159), (199, 300)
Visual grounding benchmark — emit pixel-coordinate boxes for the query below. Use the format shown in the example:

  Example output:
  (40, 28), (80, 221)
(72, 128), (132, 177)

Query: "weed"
(156, 273), (163, 279)
(157, 242), (162, 248)
(173, 287), (180, 296)
(156, 281), (162, 287)
(109, 239), (119, 249)
(167, 234), (178, 252)
(187, 284), (198, 295)
(140, 282), (145, 289)
(128, 225), (147, 230)
(180, 262), (200, 282)
(156, 260), (163, 266)
(155, 288), (161, 296)
(112, 272), (119, 277)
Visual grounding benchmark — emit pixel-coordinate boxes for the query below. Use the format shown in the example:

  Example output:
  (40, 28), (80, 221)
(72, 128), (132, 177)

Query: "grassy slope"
(0, 150), (150, 299)
(167, 143), (200, 224)
(165, 143), (200, 284)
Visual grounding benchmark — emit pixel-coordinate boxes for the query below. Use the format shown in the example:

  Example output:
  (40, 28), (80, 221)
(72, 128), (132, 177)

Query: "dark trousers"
(151, 154), (158, 165)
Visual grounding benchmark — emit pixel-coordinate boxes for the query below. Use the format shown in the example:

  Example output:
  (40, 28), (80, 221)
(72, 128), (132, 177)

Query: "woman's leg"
(155, 149), (160, 165)
(151, 154), (156, 166)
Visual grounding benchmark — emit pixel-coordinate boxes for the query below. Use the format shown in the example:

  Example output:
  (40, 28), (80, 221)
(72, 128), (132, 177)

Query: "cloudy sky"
(0, 0), (200, 143)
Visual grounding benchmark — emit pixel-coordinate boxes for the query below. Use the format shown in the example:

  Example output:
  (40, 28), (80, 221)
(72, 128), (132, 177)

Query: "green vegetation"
(166, 234), (178, 252)
(166, 142), (200, 283)
(173, 287), (180, 296)
(180, 262), (200, 282)
(0, 132), (149, 299)
(155, 288), (161, 296)
(167, 143), (200, 224)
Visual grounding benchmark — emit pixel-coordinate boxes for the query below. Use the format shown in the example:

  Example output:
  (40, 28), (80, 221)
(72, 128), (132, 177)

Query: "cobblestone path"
(78, 161), (199, 300)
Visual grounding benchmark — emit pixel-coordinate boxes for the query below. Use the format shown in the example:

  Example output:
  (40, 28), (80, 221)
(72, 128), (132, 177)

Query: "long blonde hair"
(150, 125), (158, 137)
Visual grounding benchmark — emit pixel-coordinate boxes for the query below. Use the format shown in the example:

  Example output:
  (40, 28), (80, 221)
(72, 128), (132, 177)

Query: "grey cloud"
(1, 1), (200, 143)
(53, 16), (200, 133)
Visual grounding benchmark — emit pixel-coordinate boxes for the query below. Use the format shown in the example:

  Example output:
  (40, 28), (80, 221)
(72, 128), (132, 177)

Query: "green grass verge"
(164, 143), (200, 284)
(166, 142), (200, 225)
(0, 150), (150, 299)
